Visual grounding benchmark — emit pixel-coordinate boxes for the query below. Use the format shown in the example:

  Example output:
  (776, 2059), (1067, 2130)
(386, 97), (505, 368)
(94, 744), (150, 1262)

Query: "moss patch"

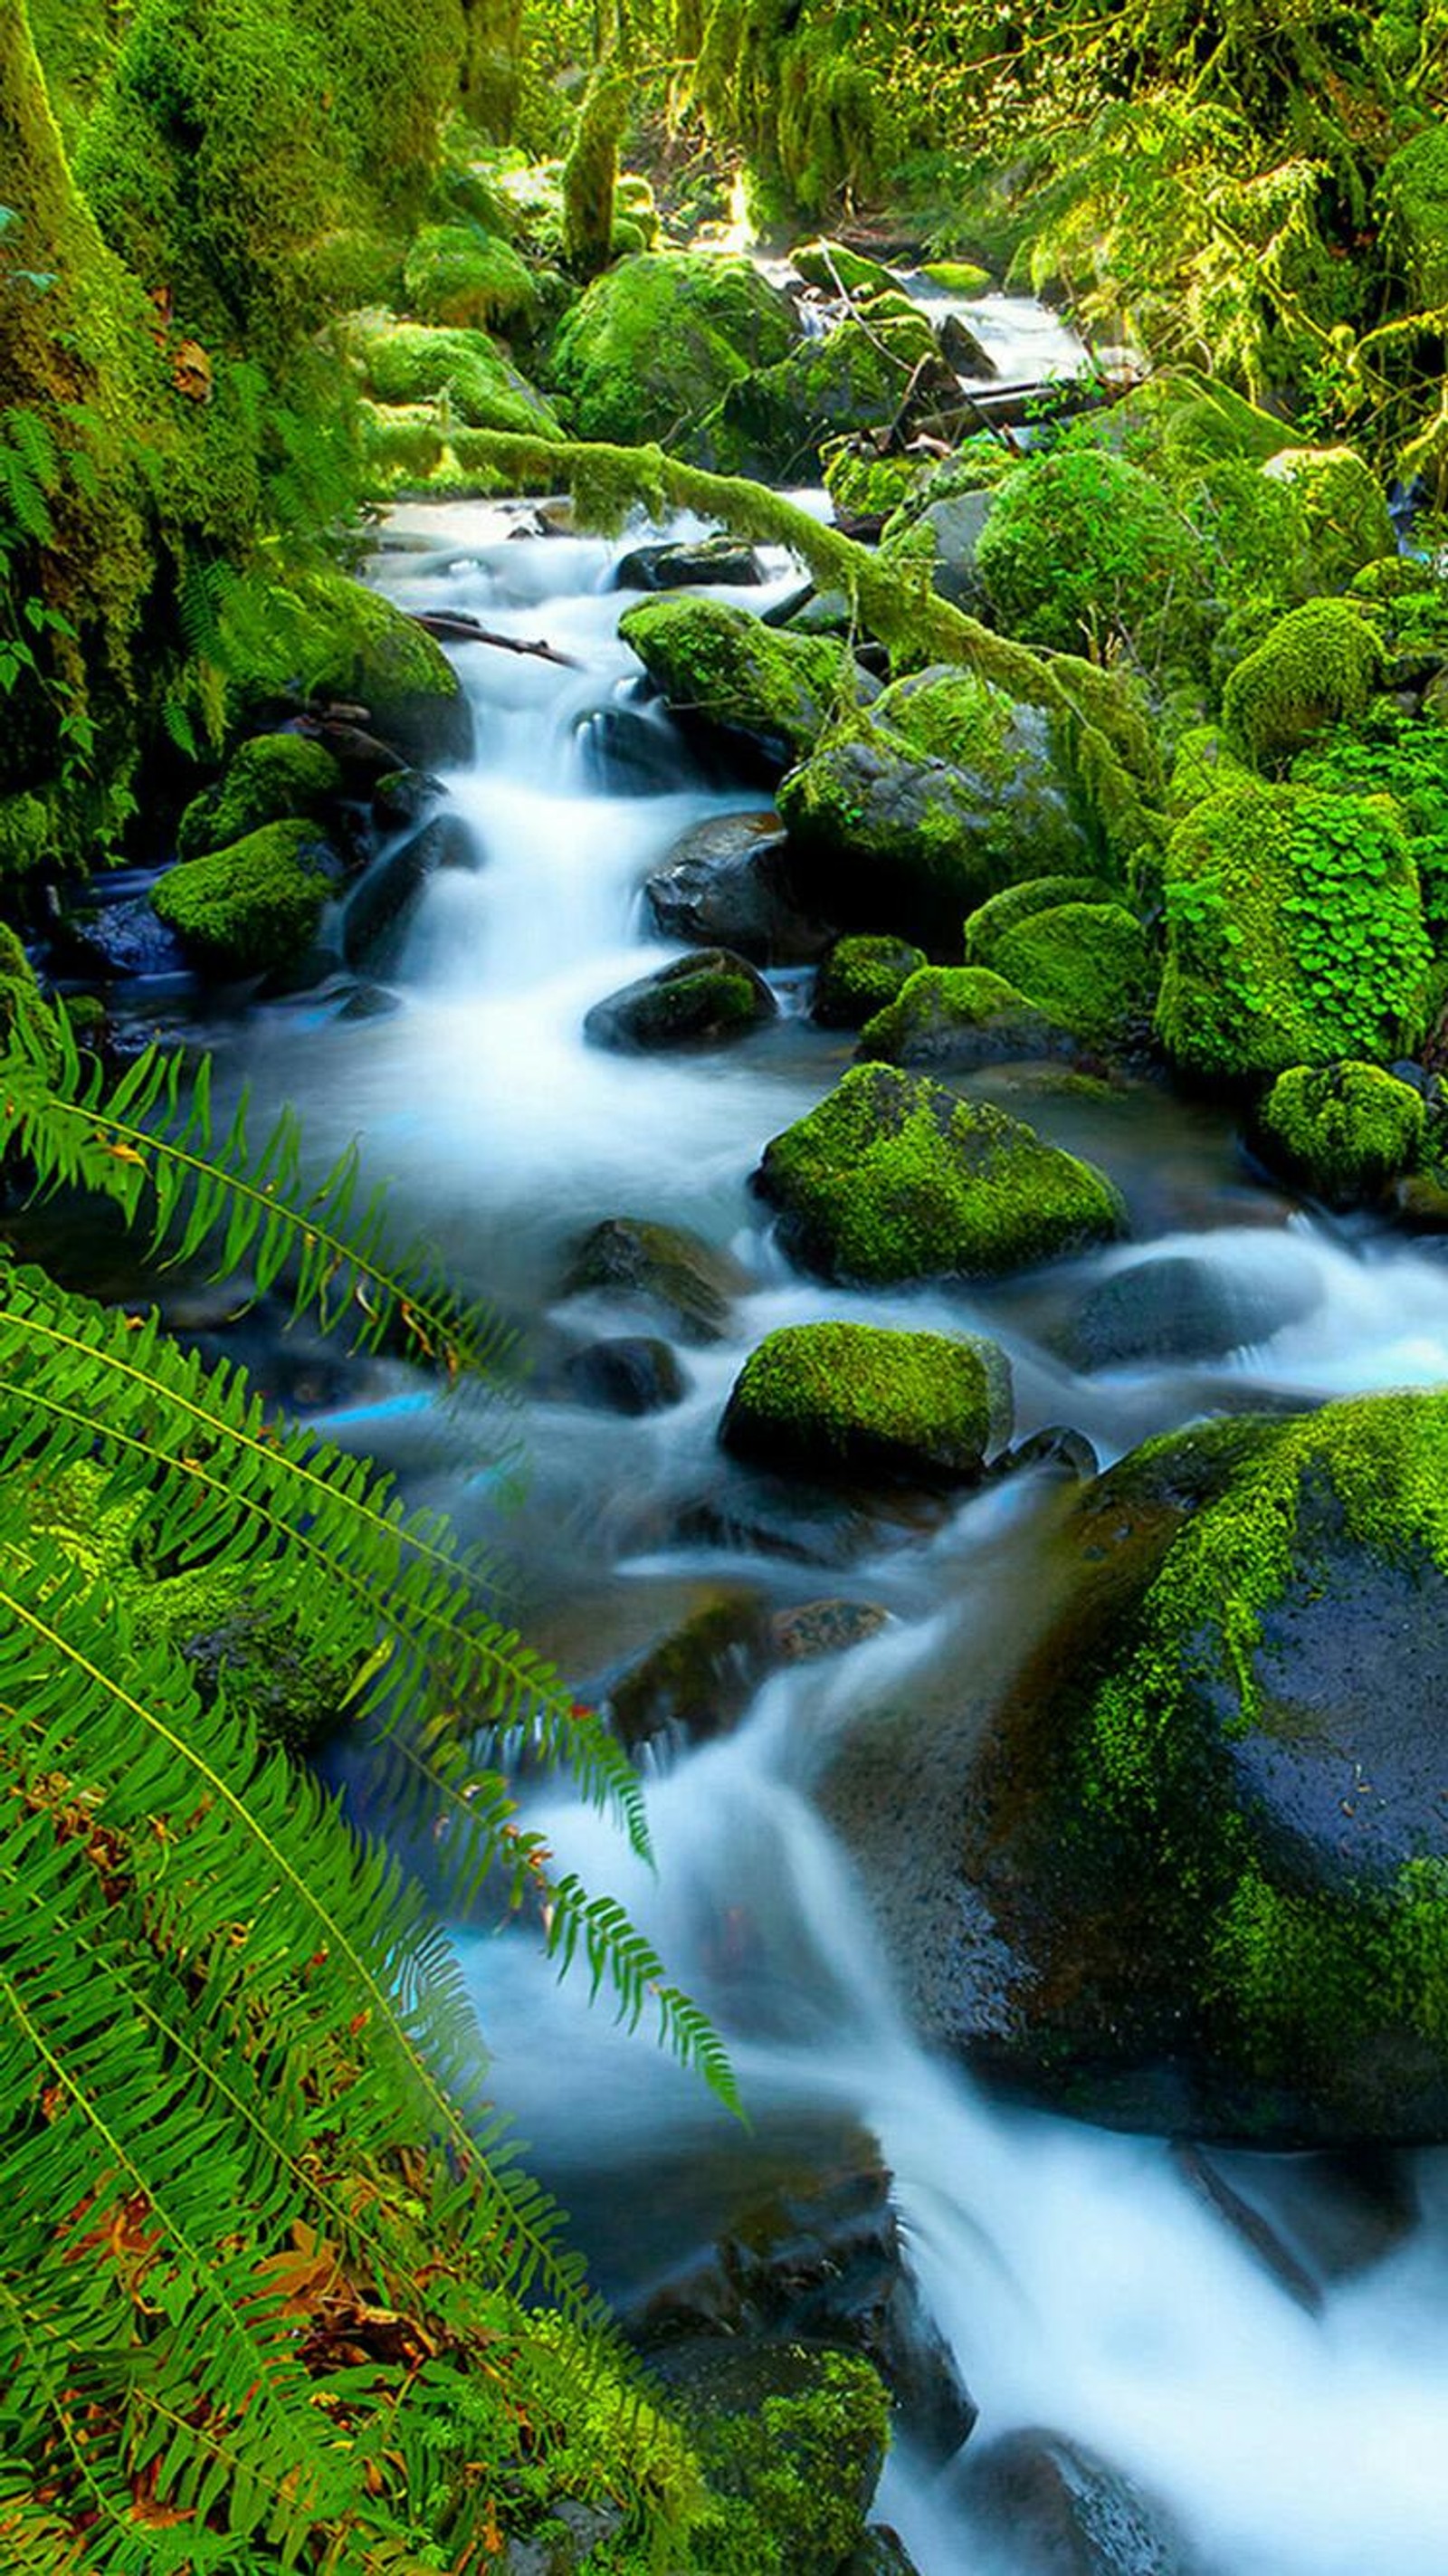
(618, 595), (860, 768)
(546, 253), (798, 447)
(402, 222), (539, 332)
(989, 902), (1156, 1045)
(1222, 596), (1386, 770)
(813, 934), (927, 1028)
(975, 448), (1208, 666)
(177, 732), (343, 861)
(1256, 1062), (1427, 1207)
(152, 817), (336, 978)
(721, 1319), (1010, 1484)
(757, 1062), (1125, 1283)
(963, 873), (1119, 966)
(858, 964), (1074, 1068)
(351, 318), (562, 434)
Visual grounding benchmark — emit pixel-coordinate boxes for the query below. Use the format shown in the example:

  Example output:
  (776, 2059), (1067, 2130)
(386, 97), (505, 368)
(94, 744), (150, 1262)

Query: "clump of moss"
(963, 873), (1119, 966)
(823, 437), (931, 522)
(790, 238), (900, 297)
(219, 568), (465, 754)
(1376, 123), (1448, 310)
(1222, 596), (1386, 769)
(721, 1319), (1011, 1484)
(545, 253), (798, 447)
(1156, 780), (1432, 1076)
(813, 934), (926, 1028)
(989, 902), (1156, 1045)
(618, 595), (861, 768)
(921, 258), (992, 295)
(350, 318), (562, 435)
(756, 1062), (1126, 1283)
(1258, 444), (1396, 593)
(152, 817), (336, 978)
(0, 791), (59, 882)
(402, 222), (539, 332)
(858, 963), (1074, 1068)
(707, 313), (944, 480)
(974, 448), (1209, 665)
(177, 732), (342, 861)
(1255, 1062), (1427, 1207)
(672, 2345), (890, 2576)
(1167, 725), (1254, 816)
(0, 926), (61, 1079)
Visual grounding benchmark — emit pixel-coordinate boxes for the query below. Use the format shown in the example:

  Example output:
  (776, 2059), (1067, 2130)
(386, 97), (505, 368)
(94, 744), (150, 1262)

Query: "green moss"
(618, 595), (858, 765)
(790, 239), (900, 297)
(964, 873), (1119, 965)
(721, 1319), (1010, 1484)
(921, 259), (992, 295)
(823, 438), (931, 521)
(1167, 724), (1254, 816)
(679, 2347), (890, 2576)
(221, 568), (462, 734)
(351, 318), (562, 434)
(402, 221), (539, 330)
(152, 817), (335, 978)
(1256, 1061), (1426, 1207)
(0, 791), (58, 881)
(1257, 445), (1395, 592)
(872, 665), (1011, 769)
(1156, 780), (1432, 1076)
(757, 1062), (1125, 1283)
(708, 313), (939, 479)
(177, 732), (343, 861)
(1222, 596), (1386, 770)
(975, 449), (1208, 665)
(545, 253), (797, 447)
(1376, 123), (1448, 311)
(0, 925), (60, 1079)
(813, 934), (927, 1028)
(859, 963), (1071, 1065)
(989, 902), (1156, 1044)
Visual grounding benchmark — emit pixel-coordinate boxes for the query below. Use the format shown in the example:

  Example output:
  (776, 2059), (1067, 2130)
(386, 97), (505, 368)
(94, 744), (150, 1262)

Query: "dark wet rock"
(825, 1390), (1448, 2142)
(575, 701), (698, 796)
(1006, 1425), (1100, 1483)
(814, 935), (928, 1030)
(842, 2532), (922, 2574)
(1065, 1250), (1322, 1372)
(644, 811), (834, 965)
(336, 981), (404, 1021)
(584, 947), (778, 1053)
(634, 2147), (975, 2468)
(949, 2428), (1199, 2575)
(615, 535), (765, 590)
(561, 1216), (750, 1344)
(601, 1589), (772, 1751)
(1176, 2142), (1416, 2303)
(881, 487), (996, 613)
(771, 1598), (891, 1662)
(342, 813), (472, 973)
(676, 1478), (949, 1570)
(51, 891), (190, 983)
(372, 767), (443, 829)
(309, 717), (411, 783)
(938, 312), (997, 377)
(560, 1335), (688, 1416)
(721, 1321), (1012, 1487)
(643, 2338), (890, 2576)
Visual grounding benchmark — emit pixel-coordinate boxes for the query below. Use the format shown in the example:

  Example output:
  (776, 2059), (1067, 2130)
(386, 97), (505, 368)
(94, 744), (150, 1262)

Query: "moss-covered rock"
(545, 252), (798, 447)
(813, 934), (927, 1028)
(1221, 596), (1386, 769)
(402, 222), (539, 332)
(1156, 781), (1432, 1077)
(823, 437), (933, 523)
(707, 313), (949, 480)
(756, 1064), (1126, 1283)
(662, 2341), (890, 2576)
(779, 668), (1090, 947)
(963, 873), (1119, 967)
(1259, 444), (1396, 593)
(790, 238), (900, 297)
(858, 966), (1076, 1069)
(1255, 1062), (1427, 1207)
(583, 949), (777, 1052)
(974, 448), (1209, 665)
(720, 1321), (1011, 1484)
(562, 1216), (748, 1344)
(152, 818), (337, 979)
(929, 1391), (1448, 2140)
(618, 596), (867, 773)
(350, 317), (562, 435)
(1166, 723), (1254, 816)
(921, 259), (993, 296)
(988, 902), (1156, 1045)
(177, 732), (343, 862)
(221, 568), (470, 764)
(1376, 123), (1448, 311)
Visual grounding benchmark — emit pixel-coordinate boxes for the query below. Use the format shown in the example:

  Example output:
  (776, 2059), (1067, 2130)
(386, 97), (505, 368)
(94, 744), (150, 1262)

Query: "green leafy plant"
(0, 1005), (737, 2571)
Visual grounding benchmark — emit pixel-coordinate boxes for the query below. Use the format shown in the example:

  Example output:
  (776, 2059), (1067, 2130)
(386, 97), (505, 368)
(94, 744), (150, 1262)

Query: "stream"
(175, 463), (1448, 2568)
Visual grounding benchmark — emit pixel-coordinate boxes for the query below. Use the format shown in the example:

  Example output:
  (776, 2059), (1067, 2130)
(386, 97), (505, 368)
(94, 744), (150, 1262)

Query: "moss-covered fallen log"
(462, 430), (1167, 864)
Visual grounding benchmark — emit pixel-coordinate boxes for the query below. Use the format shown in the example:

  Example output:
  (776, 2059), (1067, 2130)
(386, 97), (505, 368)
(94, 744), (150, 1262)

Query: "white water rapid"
(215, 491), (1448, 2575)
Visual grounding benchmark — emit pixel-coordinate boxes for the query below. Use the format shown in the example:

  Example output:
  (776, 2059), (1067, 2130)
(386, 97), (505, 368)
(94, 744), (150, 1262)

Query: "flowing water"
(195, 486), (1448, 2571)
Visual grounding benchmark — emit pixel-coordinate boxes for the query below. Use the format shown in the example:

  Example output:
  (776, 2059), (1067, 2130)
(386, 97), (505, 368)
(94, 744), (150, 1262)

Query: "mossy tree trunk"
(561, 0), (632, 281)
(458, 0), (524, 138)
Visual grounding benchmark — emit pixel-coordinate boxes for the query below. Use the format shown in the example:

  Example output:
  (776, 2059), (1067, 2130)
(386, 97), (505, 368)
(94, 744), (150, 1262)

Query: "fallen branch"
(408, 611), (582, 668)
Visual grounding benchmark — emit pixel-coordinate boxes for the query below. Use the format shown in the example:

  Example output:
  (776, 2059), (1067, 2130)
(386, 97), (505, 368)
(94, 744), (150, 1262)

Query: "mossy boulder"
(1156, 781), (1432, 1078)
(790, 238), (900, 297)
(176, 732), (343, 862)
(224, 568), (471, 765)
(1259, 445), (1396, 593)
(350, 317), (562, 436)
(756, 1064), (1126, 1283)
(878, 484), (995, 611)
(921, 259), (993, 296)
(402, 222), (538, 332)
(151, 818), (338, 980)
(963, 873), (1119, 967)
(583, 949), (777, 1052)
(1221, 596), (1386, 769)
(708, 316), (953, 480)
(618, 596), (869, 775)
(813, 935), (927, 1028)
(658, 2341), (890, 2576)
(721, 1321), (1011, 1485)
(545, 253), (797, 447)
(1166, 724), (1254, 816)
(858, 966), (1077, 1070)
(778, 668), (1090, 947)
(823, 437), (933, 523)
(874, 1391), (1448, 2141)
(1255, 1062), (1428, 1207)
(974, 449), (1209, 665)
(988, 902), (1156, 1046)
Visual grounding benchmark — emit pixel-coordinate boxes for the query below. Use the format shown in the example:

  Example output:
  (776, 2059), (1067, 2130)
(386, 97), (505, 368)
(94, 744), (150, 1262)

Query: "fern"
(0, 1022), (736, 2566)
